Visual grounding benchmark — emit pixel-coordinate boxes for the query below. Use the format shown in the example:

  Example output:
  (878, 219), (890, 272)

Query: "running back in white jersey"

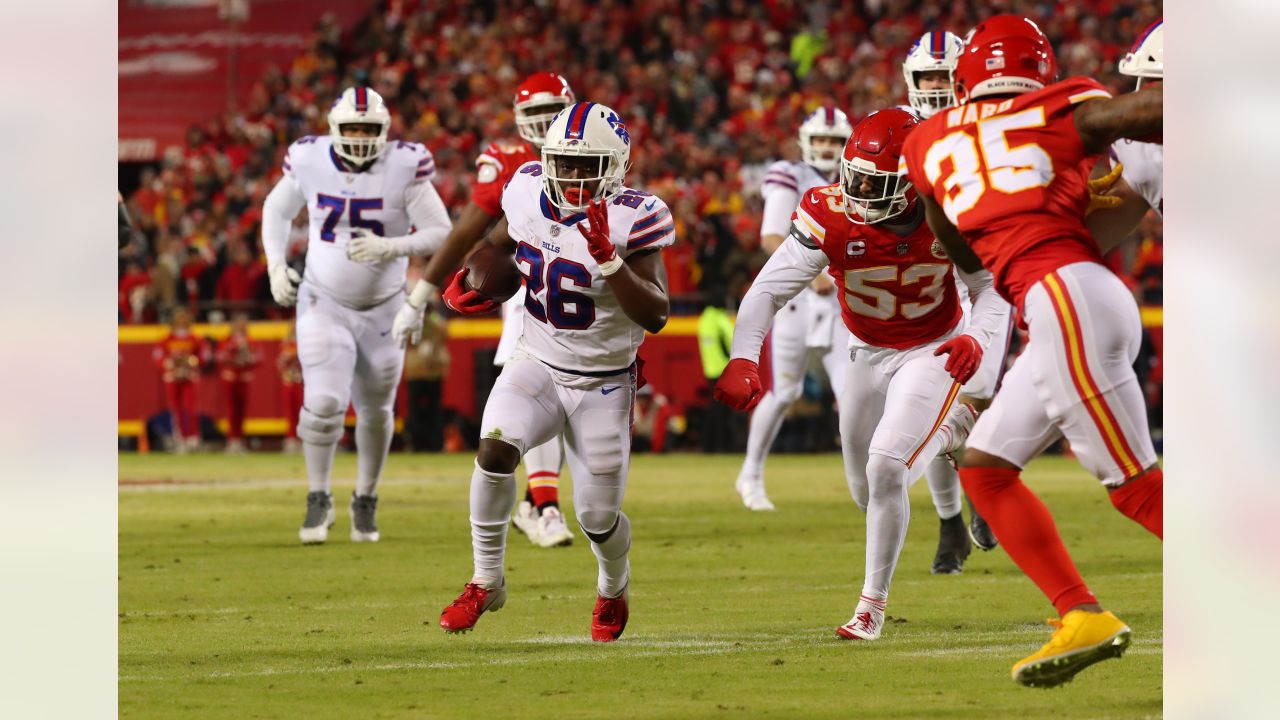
(502, 162), (675, 375)
(1112, 139), (1163, 217)
(760, 160), (833, 236)
(284, 136), (435, 307)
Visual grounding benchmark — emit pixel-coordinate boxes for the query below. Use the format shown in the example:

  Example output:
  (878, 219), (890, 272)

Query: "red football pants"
(224, 380), (250, 440)
(165, 381), (197, 438)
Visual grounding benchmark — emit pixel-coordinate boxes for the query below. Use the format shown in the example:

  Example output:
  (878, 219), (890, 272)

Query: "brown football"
(464, 243), (522, 302)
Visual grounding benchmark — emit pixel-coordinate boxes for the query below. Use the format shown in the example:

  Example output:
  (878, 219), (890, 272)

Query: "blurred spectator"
(277, 321), (304, 452)
(153, 307), (208, 452)
(632, 384), (682, 453)
(119, 261), (152, 324)
(404, 305), (451, 452)
(216, 314), (261, 453)
(215, 240), (267, 318)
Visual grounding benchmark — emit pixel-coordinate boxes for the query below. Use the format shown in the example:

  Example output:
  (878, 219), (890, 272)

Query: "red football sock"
(527, 472), (559, 510)
(1109, 467), (1163, 539)
(960, 466), (1097, 616)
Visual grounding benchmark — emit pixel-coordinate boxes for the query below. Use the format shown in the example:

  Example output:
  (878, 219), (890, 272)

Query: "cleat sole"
(1014, 629), (1131, 688)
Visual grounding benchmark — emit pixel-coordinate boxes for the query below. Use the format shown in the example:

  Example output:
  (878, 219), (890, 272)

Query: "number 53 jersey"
(501, 162), (676, 375)
(790, 185), (962, 351)
(901, 76), (1113, 308)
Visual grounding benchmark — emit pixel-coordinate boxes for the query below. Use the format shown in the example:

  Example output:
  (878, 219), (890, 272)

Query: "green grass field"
(119, 453), (1162, 719)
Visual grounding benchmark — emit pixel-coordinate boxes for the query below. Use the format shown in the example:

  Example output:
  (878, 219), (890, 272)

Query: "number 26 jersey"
(501, 162), (676, 374)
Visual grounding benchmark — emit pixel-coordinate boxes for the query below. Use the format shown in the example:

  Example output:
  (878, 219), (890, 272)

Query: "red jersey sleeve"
(469, 141), (538, 217)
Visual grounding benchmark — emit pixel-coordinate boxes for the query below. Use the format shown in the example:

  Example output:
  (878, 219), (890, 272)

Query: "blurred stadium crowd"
(118, 0), (1163, 324)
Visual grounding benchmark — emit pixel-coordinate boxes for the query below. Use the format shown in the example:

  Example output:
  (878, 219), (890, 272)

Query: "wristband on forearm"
(407, 279), (438, 308)
(598, 255), (624, 276)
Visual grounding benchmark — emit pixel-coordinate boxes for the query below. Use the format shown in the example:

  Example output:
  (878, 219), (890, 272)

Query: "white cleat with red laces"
(837, 595), (886, 641)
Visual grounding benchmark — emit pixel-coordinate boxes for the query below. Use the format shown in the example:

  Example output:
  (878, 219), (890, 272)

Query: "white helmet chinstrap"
(798, 106), (854, 174)
(328, 86), (391, 165)
(902, 31), (964, 118)
(1119, 19), (1163, 88)
(541, 102), (632, 211)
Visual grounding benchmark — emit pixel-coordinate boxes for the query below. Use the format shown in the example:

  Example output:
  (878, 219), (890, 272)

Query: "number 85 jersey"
(502, 162), (675, 374)
(791, 185), (962, 350)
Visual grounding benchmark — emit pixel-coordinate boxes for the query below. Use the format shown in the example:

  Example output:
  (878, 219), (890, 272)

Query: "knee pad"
(355, 403), (393, 429)
(477, 437), (522, 475)
(577, 509), (620, 542)
(866, 453), (908, 499)
(770, 377), (804, 405)
(298, 405), (345, 445)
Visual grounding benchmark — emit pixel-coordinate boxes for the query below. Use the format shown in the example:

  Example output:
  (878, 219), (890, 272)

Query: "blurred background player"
(261, 86), (453, 545)
(397, 72), (577, 548)
(276, 322), (303, 453)
(902, 15), (1163, 686)
(902, 30), (1005, 552)
(717, 108), (1009, 640)
(733, 106), (852, 511)
(153, 307), (206, 453)
(431, 102), (673, 641)
(216, 313), (260, 454)
(403, 256), (451, 452)
(1088, 19), (1164, 249)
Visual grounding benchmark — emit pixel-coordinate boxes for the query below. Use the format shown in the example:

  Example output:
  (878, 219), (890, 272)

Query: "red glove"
(934, 334), (983, 384)
(577, 199), (619, 269)
(442, 268), (500, 315)
(714, 358), (764, 412)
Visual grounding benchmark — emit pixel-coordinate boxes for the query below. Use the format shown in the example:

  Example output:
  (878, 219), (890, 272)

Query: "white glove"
(391, 298), (426, 349)
(346, 228), (397, 264)
(268, 264), (301, 307)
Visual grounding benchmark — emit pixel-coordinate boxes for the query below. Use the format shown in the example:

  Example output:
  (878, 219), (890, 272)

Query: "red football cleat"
(591, 587), (629, 642)
(440, 582), (507, 634)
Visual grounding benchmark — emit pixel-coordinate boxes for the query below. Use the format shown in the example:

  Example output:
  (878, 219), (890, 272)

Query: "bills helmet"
(954, 15), (1057, 104)
(327, 86), (391, 165)
(839, 108), (919, 225)
(798, 106), (854, 174)
(541, 102), (631, 211)
(903, 31), (965, 118)
(514, 72), (576, 146)
(1119, 19), (1163, 88)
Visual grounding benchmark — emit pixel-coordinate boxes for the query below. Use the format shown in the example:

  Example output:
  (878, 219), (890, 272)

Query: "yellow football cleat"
(1012, 610), (1132, 688)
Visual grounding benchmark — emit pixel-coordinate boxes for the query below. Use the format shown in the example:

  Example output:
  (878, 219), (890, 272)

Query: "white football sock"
(588, 512), (631, 598)
(304, 442), (337, 493)
(862, 453), (911, 600)
(355, 410), (394, 497)
(469, 460), (518, 588)
(925, 455), (963, 519)
(740, 391), (787, 479)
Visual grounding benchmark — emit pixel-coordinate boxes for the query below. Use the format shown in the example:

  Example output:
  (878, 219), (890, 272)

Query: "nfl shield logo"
(550, 225), (561, 238)
(896, 242), (910, 256)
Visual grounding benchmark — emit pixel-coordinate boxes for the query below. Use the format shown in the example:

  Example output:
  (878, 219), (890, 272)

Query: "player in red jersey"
(153, 307), (207, 453)
(393, 72), (578, 548)
(716, 109), (1010, 641)
(901, 15), (1163, 687)
(277, 322), (304, 453)
(216, 314), (260, 453)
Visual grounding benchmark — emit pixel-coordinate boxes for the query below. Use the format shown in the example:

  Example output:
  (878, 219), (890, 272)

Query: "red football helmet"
(953, 15), (1057, 104)
(513, 72), (575, 146)
(839, 108), (919, 225)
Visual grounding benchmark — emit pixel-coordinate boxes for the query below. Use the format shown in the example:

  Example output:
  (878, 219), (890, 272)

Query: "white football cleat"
(735, 475), (775, 511)
(511, 501), (543, 545)
(349, 492), (380, 543)
(535, 506), (574, 547)
(299, 491), (336, 545)
(837, 596), (887, 641)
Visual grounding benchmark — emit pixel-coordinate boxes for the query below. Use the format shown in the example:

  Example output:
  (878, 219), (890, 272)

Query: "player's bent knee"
(866, 453), (908, 497)
(476, 438), (521, 475)
(298, 405), (345, 445)
(772, 382), (804, 405)
(355, 404), (393, 428)
(577, 509), (619, 541)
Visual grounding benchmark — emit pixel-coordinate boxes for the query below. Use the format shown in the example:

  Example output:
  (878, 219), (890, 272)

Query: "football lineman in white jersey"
(734, 106), (852, 512)
(1089, 19), (1164, 249)
(901, 30), (1008, 562)
(261, 86), (452, 544)
(430, 102), (673, 642)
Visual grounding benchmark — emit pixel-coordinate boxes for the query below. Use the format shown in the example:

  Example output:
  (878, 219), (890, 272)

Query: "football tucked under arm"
(730, 237), (829, 362)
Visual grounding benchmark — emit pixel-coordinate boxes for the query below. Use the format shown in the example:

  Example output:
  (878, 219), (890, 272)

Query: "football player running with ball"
(261, 87), (452, 544)
(430, 102), (673, 642)
(716, 108), (1010, 642)
(397, 72), (579, 549)
(901, 16), (1163, 687)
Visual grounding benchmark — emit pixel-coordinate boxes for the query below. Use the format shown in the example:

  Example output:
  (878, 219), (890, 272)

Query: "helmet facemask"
(841, 158), (910, 225)
(330, 121), (389, 165)
(516, 99), (573, 146)
(542, 148), (626, 211)
(907, 69), (957, 118)
(800, 133), (848, 174)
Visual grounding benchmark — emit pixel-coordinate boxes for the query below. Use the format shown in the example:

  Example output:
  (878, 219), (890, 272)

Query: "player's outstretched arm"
(1074, 83), (1163, 155)
(729, 238), (827, 363)
(422, 202), (501, 287)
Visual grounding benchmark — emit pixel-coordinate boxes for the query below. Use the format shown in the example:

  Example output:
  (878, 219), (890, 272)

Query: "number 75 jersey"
(791, 185), (962, 350)
(501, 162), (676, 373)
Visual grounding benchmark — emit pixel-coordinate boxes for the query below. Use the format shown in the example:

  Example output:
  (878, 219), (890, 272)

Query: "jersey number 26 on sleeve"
(515, 242), (595, 330)
(316, 194), (385, 242)
(922, 107), (1053, 224)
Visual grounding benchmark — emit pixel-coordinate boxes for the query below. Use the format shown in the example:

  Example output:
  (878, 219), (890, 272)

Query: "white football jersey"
(284, 136), (436, 308)
(502, 162), (675, 376)
(1112, 139), (1163, 217)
